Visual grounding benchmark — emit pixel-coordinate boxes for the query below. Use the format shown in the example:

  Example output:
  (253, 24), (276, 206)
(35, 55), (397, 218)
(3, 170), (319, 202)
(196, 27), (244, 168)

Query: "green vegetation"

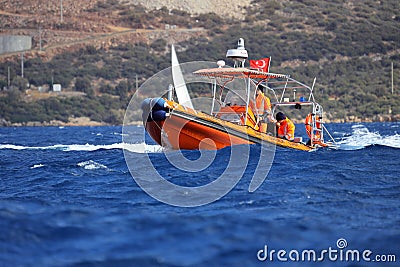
(0, 90), (124, 124)
(0, 0), (399, 124)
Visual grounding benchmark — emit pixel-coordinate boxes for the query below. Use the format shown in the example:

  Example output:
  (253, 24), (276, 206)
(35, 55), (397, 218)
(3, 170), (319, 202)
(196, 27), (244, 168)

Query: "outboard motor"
(141, 98), (169, 122)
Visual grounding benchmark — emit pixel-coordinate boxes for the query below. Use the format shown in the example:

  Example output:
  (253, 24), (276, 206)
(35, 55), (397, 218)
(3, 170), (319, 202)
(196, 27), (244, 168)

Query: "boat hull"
(144, 100), (313, 151)
(145, 114), (253, 150)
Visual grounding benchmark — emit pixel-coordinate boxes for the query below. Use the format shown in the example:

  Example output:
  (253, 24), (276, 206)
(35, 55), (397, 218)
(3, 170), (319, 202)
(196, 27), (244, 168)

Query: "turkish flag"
(249, 57), (271, 73)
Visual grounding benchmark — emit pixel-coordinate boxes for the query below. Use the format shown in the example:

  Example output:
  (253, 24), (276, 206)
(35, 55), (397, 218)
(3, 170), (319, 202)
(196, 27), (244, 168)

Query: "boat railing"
(260, 75), (315, 104)
(194, 64), (337, 147)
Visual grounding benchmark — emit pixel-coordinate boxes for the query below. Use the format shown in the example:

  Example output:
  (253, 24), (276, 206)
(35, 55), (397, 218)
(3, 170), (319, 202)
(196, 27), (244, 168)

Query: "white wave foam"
(113, 132), (129, 136)
(0, 144), (27, 150)
(77, 160), (108, 170)
(337, 124), (400, 150)
(0, 142), (163, 153)
(64, 143), (122, 151)
(30, 164), (45, 169)
(122, 143), (163, 153)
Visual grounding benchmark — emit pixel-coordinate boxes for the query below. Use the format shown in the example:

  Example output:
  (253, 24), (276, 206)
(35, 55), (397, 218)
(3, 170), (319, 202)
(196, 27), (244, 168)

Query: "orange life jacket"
(255, 92), (271, 115)
(277, 118), (295, 140)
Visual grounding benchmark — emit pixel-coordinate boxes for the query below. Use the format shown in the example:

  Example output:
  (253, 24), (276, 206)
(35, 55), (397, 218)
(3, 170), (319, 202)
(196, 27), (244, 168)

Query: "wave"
(77, 160), (108, 170)
(30, 164), (45, 169)
(2, 126), (398, 153)
(0, 142), (163, 154)
(336, 124), (400, 150)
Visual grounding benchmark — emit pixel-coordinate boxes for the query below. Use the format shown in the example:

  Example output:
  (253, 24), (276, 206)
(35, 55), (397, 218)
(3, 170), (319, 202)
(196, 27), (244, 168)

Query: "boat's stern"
(141, 98), (170, 146)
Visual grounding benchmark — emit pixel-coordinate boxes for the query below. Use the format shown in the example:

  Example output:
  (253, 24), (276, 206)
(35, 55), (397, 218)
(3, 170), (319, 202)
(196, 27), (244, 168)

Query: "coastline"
(0, 117), (142, 127)
(1, 114), (398, 127)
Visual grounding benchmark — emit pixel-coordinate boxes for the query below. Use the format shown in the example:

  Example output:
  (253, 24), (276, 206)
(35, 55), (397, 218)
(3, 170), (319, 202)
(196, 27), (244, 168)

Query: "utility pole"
(391, 61), (394, 95)
(135, 74), (138, 91)
(60, 0), (63, 23)
(7, 66), (10, 89)
(39, 26), (42, 51)
(21, 53), (24, 78)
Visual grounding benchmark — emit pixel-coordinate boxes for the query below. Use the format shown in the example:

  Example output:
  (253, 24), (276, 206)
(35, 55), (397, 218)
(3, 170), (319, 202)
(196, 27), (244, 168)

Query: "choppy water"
(0, 123), (399, 266)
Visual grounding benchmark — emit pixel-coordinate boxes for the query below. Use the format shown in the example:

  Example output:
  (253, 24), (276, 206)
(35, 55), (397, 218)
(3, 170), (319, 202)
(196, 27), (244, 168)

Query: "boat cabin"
(192, 39), (331, 147)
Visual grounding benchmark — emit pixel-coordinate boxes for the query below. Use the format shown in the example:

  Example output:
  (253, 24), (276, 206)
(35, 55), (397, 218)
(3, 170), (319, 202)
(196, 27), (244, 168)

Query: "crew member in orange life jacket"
(276, 112), (295, 141)
(255, 85), (272, 132)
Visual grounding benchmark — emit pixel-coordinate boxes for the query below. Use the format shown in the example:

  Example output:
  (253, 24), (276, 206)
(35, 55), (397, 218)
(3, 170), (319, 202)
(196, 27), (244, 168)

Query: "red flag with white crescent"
(249, 57), (271, 73)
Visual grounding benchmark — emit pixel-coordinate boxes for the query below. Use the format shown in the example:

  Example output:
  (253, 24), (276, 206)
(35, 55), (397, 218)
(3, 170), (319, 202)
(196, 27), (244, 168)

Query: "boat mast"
(226, 38), (250, 123)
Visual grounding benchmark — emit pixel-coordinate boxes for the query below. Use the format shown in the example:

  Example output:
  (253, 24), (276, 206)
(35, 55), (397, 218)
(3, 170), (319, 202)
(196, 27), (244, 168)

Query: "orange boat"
(141, 39), (336, 151)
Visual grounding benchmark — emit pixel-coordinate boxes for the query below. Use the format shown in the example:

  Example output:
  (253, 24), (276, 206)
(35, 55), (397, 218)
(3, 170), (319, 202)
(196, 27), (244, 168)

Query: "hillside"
(0, 0), (399, 125)
(126, 0), (250, 19)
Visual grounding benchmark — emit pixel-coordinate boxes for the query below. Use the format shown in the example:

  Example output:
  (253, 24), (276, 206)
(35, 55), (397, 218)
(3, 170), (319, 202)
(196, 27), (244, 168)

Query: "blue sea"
(1, 123), (399, 266)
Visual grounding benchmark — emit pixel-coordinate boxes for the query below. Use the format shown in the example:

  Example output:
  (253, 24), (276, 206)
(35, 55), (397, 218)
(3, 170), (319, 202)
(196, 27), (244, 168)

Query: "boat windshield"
(212, 82), (258, 126)
(224, 90), (248, 106)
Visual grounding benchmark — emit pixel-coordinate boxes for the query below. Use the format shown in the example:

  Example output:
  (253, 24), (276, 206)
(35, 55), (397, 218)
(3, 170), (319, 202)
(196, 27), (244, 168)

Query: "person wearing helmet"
(275, 112), (295, 141)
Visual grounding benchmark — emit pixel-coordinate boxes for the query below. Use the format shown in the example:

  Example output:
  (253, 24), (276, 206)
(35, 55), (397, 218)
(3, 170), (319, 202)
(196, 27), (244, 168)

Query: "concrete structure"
(53, 84), (62, 92)
(0, 35), (32, 54)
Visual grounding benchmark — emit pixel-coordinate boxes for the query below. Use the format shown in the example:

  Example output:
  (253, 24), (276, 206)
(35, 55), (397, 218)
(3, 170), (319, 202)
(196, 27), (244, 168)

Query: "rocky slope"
(0, 0), (216, 61)
(126, 0), (250, 19)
